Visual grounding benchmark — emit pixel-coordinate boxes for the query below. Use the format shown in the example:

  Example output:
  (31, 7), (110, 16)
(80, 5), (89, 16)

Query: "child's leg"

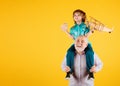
(84, 43), (94, 79)
(66, 44), (76, 73)
(65, 44), (75, 79)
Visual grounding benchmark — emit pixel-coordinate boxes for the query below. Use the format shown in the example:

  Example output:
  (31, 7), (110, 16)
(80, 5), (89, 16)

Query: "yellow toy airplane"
(86, 16), (113, 33)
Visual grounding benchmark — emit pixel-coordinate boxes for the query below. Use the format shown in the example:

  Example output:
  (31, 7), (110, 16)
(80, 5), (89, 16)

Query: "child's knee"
(67, 45), (75, 52)
(67, 51), (75, 56)
(86, 48), (94, 53)
(86, 51), (94, 56)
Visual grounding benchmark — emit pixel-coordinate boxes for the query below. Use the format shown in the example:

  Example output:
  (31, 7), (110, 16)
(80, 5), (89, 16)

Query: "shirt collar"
(75, 22), (84, 26)
(75, 51), (85, 55)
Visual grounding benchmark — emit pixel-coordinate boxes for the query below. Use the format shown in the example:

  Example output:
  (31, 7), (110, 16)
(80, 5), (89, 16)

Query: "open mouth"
(76, 45), (81, 47)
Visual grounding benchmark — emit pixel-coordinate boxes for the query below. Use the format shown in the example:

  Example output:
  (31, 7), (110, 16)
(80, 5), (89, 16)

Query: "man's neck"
(76, 51), (85, 55)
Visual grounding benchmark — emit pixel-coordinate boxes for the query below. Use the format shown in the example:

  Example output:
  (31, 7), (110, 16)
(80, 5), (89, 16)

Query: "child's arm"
(61, 23), (74, 40)
(85, 30), (92, 38)
(84, 26), (93, 38)
(87, 16), (113, 33)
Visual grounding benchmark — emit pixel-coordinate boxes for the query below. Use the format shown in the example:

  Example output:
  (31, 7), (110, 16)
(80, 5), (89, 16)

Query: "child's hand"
(61, 23), (68, 32)
(90, 65), (96, 73)
(65, 66), (70, 72)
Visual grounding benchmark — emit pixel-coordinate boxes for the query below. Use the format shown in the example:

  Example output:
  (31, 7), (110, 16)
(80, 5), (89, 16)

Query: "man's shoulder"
(93, 53), (100, 59)
(94, 53), (98, 56)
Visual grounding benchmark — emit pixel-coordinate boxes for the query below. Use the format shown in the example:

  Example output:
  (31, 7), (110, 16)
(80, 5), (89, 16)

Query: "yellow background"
(0, 0), (120, 86)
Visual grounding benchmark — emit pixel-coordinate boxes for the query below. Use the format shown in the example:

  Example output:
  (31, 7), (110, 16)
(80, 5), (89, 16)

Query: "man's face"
(75, 36), (88, 52)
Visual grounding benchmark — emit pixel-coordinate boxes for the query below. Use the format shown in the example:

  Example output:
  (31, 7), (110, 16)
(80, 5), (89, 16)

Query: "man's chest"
(74, 54), (87, 69)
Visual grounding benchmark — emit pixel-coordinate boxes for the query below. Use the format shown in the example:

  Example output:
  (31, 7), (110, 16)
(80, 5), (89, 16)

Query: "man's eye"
(77, 40), (79, 42)
(81, 40), (84, 43)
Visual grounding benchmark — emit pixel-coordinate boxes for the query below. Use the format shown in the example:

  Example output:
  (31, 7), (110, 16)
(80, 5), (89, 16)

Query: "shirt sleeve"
(94, 53), (103, 72)
(84, 26), (90, 35)
(61, 55), (67, 72)
(70, 27), (74, 35)
(70, 27), (76, 40)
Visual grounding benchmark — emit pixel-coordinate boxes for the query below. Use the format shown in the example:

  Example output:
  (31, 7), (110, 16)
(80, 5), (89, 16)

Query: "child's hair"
(73, 9), (86, 23)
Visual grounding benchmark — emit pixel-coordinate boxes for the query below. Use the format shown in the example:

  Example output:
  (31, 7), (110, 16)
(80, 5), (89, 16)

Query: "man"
(61, 36), (103, 86)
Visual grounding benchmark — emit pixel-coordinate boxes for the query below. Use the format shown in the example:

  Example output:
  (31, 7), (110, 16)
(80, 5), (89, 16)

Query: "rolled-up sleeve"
(61, 56), (67, 72)
(70, 27), (73, 35)
(94, 53), (103, 72)
(84, 27), (90, 35)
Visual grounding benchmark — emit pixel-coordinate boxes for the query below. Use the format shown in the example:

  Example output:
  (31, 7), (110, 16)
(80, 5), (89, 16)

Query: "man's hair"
(73, 9), (86, 23)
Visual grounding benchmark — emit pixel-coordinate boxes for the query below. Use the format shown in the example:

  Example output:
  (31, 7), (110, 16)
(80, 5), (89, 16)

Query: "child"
(61, 9), (94, 79)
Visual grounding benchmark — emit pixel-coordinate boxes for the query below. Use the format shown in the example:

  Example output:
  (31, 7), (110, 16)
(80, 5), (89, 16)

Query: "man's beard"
(75, 47), (85, 52)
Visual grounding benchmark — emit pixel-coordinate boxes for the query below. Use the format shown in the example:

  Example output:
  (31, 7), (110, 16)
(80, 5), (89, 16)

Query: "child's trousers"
(66, 43), (94, 73)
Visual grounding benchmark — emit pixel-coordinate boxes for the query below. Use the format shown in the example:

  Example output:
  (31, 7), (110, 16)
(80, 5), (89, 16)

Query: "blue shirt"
(70, 22), (90, 40)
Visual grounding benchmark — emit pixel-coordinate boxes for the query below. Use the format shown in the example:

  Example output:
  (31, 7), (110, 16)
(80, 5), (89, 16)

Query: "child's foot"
(88, 72), (94, 80)
(65, 72), (71, 80)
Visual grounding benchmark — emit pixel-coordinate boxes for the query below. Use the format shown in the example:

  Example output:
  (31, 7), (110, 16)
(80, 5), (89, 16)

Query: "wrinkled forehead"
(75, 36), (88, 43)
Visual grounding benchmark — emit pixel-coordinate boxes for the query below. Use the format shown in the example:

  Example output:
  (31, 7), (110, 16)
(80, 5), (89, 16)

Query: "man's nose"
(78, 42), (82, 46)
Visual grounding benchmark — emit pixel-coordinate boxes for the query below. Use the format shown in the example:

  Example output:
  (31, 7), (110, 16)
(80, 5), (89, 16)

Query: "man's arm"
(94, 53), (103, 72)
(61, 56), (70, 72)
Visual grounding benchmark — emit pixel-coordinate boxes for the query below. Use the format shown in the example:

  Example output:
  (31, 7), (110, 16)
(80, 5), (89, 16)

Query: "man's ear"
(84, 36), (88, 44)
(86, 43), (88, 47)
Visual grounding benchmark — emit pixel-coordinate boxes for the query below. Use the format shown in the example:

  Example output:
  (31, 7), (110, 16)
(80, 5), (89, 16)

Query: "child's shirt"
(70, 22), (90, 40)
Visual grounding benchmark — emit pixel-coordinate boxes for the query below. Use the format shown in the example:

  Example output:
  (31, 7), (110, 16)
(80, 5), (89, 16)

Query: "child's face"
(73, 12), (82, 23)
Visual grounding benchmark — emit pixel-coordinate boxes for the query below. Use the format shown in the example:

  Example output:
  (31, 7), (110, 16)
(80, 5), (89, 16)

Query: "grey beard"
(75, 47), (84, 52)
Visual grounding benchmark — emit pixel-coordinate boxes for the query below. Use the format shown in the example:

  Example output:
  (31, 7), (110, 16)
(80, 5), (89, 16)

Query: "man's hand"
(61, 23), (68, 32)
(90, 65), (96, 73)
(65, 66), (70, 72)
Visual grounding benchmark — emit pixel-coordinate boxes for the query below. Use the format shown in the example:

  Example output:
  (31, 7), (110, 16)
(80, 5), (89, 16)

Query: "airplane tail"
(86, 16), (114, 33)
